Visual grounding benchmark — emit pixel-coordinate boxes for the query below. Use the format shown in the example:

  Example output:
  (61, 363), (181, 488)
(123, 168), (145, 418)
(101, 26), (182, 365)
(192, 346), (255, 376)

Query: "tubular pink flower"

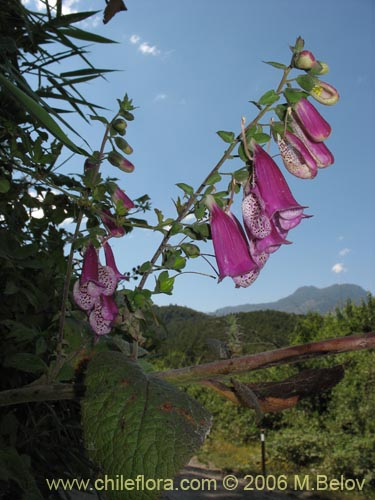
(310, 81), (339, 106)
(294, 98), (331, 142)
(89, 300), (113, 337)
(290, 114), (334, 168)
(112, 186), (135, 210)
(242, 189), (290, 255)
(100, 294), (119, 322)
(277, 131), (318, 179)
(80, 243), (99, 286)
(100, 209), (126, 238)
(206, 195), (258, 285)
(252, 144), (307, 232)
(103, 241), (128, 281)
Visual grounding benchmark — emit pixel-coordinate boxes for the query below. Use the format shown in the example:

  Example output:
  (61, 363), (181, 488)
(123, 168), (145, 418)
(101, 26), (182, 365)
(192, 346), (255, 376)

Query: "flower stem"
(137, 65), (292, 290)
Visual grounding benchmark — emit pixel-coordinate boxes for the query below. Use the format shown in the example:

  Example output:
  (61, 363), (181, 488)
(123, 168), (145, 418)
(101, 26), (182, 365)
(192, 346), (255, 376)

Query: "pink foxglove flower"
(290, 114), (334, 168)
(112, 186), (135, 210)
(100, 209), (126, 238)
(252, 143), (308, 234)
(294, 98), (331, 142)
(103, 241), (128, 282)
(310, 81), (339, 106)
(206, 195), (259, 288)
(242, 186), (290, 256)
(277, 131), (318, 179)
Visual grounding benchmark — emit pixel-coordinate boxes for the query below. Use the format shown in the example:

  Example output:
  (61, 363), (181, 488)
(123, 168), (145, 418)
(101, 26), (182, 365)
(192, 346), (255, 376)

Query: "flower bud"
(115, 137), (133, 155)
(112, 118), (127, 135)
(112, 186), (135, 210)
(313, 61), (329, 75)
(107, 151), (135, 173)
(310, 81), (339, 105)
(295, 50), (316, 70)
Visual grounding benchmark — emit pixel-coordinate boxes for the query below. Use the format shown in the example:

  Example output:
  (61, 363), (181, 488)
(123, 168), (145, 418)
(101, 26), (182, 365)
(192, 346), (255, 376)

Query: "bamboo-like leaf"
(0, 74), (88, 155)
(61, 27), (116, 44)
(45, 11), (100, 29)
(60, 68), (115, 78)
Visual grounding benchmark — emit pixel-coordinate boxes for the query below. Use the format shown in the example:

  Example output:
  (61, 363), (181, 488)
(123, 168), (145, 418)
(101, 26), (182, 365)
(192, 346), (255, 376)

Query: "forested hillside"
(148, 306), (301, 367)
(153, 296), (375, 496)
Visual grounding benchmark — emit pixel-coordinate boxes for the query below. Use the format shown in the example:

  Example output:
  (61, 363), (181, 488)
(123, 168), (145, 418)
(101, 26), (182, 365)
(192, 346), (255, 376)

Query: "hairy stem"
(137, 65), (292, 290)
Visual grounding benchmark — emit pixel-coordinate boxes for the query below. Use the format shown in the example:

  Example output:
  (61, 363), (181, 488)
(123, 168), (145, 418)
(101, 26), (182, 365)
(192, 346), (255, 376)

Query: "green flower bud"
(114, 137), (134, 155)
(295, 50), (316, 70)
(314, 61), (329, 75)
(107, 151), (135, 173)
(112, 118), (127, 135)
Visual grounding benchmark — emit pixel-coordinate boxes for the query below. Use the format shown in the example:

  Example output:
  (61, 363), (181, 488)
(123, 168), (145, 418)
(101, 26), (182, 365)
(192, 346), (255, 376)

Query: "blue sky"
(25, 0), (375, 312)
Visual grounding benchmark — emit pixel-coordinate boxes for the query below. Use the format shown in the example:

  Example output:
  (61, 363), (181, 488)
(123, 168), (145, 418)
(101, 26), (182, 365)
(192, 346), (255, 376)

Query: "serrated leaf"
(216, 130), (235, 143)
(263, 61), (288, 69)
(176, 183), (194, 196)
(258, 89), (280, 106)
(81, 352), (211, 500)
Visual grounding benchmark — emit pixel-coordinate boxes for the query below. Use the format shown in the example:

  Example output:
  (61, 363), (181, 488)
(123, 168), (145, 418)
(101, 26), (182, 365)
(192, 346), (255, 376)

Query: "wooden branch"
(154, 332), (375, 385)
(0, 383), (78, 407)
(1, 332), (374, 407)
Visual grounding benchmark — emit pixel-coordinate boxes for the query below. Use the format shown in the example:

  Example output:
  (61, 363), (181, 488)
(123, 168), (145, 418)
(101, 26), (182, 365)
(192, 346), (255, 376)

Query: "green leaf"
(46, 11), (100, 28)
(253, 132), (271, 144)
(60, 27), (116, 44)
(258, 89), (280, 106)
(284, 88), (308, 104)
(0, 75), (88, 156)
(0, 448), (43, 499)
(0, 177), (10, 193)
(216, 130), (235, 143)
(4, 353), (47, 374)
(296, 74), (318, 92)
(263, 61), (288, 70)
(238, 142), (249, 163)
(155, 271), (175, 294)
(180, 243), (200, 258)
(233, 168), (249, 183)
(81, 352), (211, 500)
(205, 172), (222, 185)
(89, 114), (109, 125)
(176, 183), (194, 196)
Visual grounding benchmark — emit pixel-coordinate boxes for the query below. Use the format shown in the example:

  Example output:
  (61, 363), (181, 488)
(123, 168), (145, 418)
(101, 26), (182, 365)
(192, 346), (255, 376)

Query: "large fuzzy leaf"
(81, 351), (212, 500)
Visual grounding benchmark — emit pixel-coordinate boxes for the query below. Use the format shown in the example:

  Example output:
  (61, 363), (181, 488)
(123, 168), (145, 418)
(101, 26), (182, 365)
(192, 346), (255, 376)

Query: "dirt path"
(160, 465), (332, 500)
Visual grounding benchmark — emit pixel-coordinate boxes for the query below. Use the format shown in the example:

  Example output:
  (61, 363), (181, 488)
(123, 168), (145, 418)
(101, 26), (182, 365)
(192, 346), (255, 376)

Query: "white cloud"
(339, 247), (351, 257)
(138, 42), (160, 56)
(130, 34), (141, 44)
(154, 93), (167, 102)
(22, 0), (81, 14)
(332, 263), (347, 274)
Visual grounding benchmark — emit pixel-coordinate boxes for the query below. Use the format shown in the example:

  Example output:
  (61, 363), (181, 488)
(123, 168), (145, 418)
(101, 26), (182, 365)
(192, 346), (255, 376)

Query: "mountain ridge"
(212, 283), (369, 316)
